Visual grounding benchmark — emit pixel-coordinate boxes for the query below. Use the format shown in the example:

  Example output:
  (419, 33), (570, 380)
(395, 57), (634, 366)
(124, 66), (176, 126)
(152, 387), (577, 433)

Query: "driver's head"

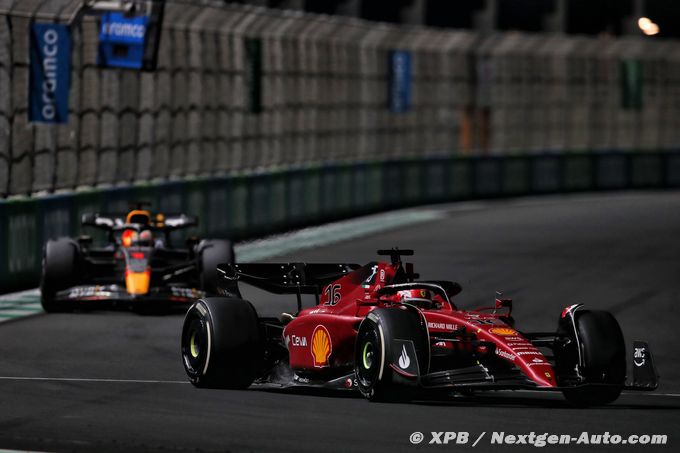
(396, 289), (434, 308)
(139, 230), (153, 243)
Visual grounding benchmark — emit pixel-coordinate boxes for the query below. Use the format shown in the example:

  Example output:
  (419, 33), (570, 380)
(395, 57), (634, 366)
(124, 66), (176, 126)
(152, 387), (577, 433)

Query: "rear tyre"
(355, 308), (429, 402)
(181, 297), (262, 388)
(198, 240), (234, 295)
(40, 238), (78, 313)
(559, 310), (626, 407)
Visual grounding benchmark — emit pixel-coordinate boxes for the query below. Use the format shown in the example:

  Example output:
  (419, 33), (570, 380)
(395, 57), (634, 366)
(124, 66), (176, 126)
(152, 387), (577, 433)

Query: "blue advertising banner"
(388, 50), (412, 113)
(98, 12), (149, 69)
(29, 23), (71, 124)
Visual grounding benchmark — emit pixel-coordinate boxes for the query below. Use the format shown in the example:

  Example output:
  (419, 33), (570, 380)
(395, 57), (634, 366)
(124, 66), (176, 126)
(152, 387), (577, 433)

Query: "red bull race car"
(40, 207), (233, 312)
(180, 249), (658, 406)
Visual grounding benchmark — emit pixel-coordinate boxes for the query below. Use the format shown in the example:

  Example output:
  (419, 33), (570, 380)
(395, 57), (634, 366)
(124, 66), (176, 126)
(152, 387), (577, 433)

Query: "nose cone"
(126, 270), (150, 295)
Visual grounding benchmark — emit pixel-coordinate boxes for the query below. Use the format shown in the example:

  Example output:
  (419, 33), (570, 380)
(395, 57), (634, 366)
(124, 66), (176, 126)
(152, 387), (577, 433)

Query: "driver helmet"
(121, 229), (138, 247)
(126, 210), (151, 226)
(396, 288), (434, 307)
(139, 230), (153, 243)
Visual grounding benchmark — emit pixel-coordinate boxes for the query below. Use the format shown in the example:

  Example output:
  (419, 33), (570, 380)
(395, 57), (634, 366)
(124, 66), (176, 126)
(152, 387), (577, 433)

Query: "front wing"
(55, 284), (205, 304)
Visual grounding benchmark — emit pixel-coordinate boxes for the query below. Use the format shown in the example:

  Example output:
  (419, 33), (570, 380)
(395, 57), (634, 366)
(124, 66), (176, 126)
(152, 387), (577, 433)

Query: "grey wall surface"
(1, 0), (679, 197)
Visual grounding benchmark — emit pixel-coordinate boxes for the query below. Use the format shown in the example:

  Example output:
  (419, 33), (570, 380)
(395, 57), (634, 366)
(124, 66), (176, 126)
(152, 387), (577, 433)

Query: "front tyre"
(355, 308), (429, 402)
(181, 297), (262, 389)
(559, 310), (626, 407)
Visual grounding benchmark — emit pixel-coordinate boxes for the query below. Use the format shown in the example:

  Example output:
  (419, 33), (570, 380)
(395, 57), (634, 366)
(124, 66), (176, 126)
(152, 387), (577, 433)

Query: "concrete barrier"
(2, 150), (678, 294)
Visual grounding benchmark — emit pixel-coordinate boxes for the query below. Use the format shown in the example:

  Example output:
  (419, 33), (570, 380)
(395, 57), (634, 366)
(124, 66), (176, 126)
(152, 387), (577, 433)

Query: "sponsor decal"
(29, 23), (71, 123)
(363, 265), (378, 288)
(398, 345), (411, 369)
(495, 349), (516, 361)
(516, 351), (541, 356)
(472, 319), (496, 325)
(489, 327), (518, 336)
(290, 335), (307, 347)
(97, 12), (149, 69)
(545, 372), (552, 379)
(532, 358), (544, 363)
(67, 285), (119, 299)
(379, 269), (386, 282)
(101, 14), (146, 40)
(391, 340), (419, 377)
(634, 347), (646, 367)
(323, 284), (342, 305)
(427, 322), (459, 331)
(311, 325), (332, 367)
(293, 374), (309, 384)
(344, 377), (358, 388)
(388, 50), (412, 113)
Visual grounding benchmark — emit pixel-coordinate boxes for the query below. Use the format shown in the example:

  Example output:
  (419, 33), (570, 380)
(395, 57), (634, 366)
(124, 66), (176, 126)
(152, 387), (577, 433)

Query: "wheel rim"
(190, 331), (200, 358)
(356, 327), (380, 389)
(182, 316), (207, 375)
(362, 341), (374, 369)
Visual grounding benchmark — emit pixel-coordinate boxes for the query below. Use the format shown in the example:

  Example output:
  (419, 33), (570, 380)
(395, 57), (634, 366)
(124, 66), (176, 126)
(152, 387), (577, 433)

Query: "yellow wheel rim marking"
(190, 331), (199, 358)
(362, 342), (373, 369)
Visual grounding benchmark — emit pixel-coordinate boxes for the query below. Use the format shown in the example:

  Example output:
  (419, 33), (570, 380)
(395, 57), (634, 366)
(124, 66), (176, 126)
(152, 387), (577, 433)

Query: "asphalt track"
(0, 192), (679, 452)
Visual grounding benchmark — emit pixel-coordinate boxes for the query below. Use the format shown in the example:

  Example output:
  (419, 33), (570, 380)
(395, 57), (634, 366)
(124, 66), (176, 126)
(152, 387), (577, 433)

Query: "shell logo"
(489, 327), (518, 336)
(311, 325), (332, 367)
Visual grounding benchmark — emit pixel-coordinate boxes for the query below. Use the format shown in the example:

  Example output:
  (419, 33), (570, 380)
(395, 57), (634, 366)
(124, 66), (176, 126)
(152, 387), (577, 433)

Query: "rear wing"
(81, 213), (198, 231)
(217, 262), (361, 308)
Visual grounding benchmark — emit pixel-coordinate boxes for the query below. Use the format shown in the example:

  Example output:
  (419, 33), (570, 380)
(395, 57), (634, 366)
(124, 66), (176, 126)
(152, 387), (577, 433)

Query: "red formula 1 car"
(181, 249), (658, 406)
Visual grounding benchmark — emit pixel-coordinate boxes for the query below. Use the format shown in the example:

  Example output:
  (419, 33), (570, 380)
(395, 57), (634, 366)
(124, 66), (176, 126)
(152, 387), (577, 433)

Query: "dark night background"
(237, 0), (680, 38)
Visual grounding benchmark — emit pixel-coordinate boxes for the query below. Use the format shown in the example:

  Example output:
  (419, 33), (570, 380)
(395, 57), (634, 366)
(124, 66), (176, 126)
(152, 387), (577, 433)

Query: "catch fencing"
(1, 0), (680, 196)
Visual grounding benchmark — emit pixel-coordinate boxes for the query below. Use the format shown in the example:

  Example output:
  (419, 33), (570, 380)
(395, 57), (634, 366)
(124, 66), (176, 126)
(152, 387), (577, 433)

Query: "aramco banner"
(388, 50), (412, 113)
(98, 12), (149, 69)
(29, 23), (71, 124)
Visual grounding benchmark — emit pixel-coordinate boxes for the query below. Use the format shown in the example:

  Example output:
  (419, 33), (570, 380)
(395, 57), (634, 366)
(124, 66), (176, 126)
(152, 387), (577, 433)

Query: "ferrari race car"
(181, 249), (658, 406)
(40, 207), (234, 312)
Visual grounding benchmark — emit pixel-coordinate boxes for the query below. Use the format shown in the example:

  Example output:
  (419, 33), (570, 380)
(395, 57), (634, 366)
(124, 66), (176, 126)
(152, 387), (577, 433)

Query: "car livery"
(181, 249), (657, 406)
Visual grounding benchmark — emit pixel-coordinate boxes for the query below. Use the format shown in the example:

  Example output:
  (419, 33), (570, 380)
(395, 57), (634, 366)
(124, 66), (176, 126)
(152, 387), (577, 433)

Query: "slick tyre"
(198, 240), (235, 295)
(355, 308), (429, 402)
(181, 298), (262, 389)
(40, 238), (78, 313)
(561, 310), (626, 407)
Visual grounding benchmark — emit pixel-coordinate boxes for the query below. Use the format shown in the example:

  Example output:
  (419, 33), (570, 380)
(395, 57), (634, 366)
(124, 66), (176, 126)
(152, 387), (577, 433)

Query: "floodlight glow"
(638, 17), (652, 31)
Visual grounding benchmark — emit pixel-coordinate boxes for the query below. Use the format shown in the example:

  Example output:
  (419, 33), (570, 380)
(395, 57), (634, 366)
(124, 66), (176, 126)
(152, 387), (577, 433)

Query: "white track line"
(623, 392), (680, 398)
(502, 389), (680, 399)
(0, 376), (189, 384)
